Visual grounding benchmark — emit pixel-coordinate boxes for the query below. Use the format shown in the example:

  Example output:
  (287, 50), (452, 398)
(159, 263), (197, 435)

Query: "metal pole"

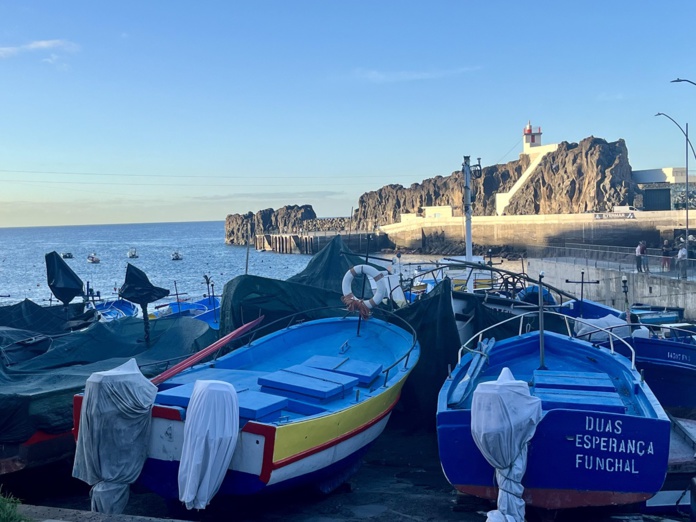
(462, 156), (474, 293)
(538, 272), (546, 370)
(686, 123), (689, 278)
(245, 221), (251, 275)
(463, 156), (473, 263)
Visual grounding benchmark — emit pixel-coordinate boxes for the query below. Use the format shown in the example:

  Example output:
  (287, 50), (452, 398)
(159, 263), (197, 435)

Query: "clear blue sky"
(2, 1), (696, 227)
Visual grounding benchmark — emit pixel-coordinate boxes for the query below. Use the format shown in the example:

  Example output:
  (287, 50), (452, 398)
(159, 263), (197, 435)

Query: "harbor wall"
(378, 210), (688, 250)
(523, 259), (696, 322)
(255, 231), (388, 255)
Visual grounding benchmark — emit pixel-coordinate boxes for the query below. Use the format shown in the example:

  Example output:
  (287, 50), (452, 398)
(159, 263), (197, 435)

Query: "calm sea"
(0, 221), (312, 306)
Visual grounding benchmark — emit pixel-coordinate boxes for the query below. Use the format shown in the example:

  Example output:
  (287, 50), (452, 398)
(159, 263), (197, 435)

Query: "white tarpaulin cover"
(471, 367), (542, 522)
(72, 358), (157, 514)
(574, 314), (631, 342)
(178, 380), (239, 510)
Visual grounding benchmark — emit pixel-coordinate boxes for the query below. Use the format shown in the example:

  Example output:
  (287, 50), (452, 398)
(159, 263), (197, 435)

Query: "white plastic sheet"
(178, 380), (239, 510)
(72, 358), (157, 514)
(574, 314), (630, 342)
(471, 367), (542, 522)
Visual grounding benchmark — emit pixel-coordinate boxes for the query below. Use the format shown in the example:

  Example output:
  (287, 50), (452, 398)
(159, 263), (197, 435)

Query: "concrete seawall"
(512, 258), (696, 321)
(379, 210), (688, 250)
(255, 231), (388, 254)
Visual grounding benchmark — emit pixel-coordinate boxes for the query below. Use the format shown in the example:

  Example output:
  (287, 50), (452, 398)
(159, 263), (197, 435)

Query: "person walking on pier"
(635, 241), (643, 272)
(662, 240), (672, 272)
(677, 243), (688, 279)
(640, 241), (649, 272)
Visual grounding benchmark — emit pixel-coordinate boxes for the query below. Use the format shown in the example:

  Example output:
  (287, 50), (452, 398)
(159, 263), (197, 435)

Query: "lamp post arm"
(672, 78), (696, 87)
(655, 112), (696, 162)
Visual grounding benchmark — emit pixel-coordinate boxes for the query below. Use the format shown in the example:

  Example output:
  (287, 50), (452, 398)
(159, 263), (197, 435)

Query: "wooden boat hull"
(614, 336), (696, 414)
(138, 392), (400, 498)
(438, 406), (670, 509)
(117, 316), (419, 500)
(437, 330), (671, 510)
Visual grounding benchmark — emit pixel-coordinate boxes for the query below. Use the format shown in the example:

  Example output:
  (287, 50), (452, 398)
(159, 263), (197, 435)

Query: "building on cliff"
(495, 122), (559, 216)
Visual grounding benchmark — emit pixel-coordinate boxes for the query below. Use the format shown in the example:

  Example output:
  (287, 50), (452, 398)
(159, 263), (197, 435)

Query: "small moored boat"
(61, 252), (74, 259)
(171, 251), (183, 261)
(87, 253), (100, 264)
(127, 248), (139, 259)
(91, 298), (140, 321)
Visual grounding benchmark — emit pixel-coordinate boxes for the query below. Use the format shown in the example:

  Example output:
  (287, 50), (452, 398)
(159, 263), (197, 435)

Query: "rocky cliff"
(225, 205), (317, 245)
(225, 136), (637, 243)
(352, 137), (635, 229)
(504, 137), (634, 215)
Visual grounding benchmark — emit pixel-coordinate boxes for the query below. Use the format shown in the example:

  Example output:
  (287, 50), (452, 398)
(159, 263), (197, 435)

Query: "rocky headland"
(225, 136), (639, 250)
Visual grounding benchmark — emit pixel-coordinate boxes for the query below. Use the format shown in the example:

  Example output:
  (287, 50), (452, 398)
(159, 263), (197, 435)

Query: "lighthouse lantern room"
(523, 121), (542, 154)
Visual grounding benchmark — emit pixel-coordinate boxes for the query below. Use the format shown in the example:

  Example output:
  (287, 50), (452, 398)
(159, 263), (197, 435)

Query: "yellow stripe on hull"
(271, 374), (409, 462)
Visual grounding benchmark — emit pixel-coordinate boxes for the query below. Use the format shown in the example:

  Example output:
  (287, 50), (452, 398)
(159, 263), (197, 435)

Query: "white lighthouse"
(523, 121), (543, 155)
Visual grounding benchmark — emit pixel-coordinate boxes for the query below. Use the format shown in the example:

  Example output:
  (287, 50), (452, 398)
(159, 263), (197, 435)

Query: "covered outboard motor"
(73, 359), (157, 514)
(471, 367), (542, 522)
(178, 380), (240, 510)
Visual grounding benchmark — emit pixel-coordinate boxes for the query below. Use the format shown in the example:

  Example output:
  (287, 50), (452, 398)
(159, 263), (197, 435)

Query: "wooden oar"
(151, 315), (264, 385)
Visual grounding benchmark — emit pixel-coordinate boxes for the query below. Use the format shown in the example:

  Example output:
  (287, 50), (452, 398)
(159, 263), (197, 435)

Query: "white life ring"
(342, 265), (387, 309)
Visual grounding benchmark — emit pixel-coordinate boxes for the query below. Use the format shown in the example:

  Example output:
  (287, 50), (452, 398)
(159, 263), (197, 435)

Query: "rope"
(341, 294), (372, 319)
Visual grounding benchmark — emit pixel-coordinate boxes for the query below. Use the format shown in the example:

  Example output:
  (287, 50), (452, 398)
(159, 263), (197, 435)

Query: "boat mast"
(538, 271), (547, 370)
(461, 156), (482, 293)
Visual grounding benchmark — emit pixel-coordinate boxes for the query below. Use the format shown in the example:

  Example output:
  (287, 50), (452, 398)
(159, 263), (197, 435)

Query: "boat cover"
(573, 314), (631, 342)
(72, 359), (157, 514)
(471, 367), (542, 522)
(119, 263), (170, 305)
(0, 315), (215, 445)
(178, 380), (239, 510)
(287, 234), (384, 295)
(45, 251), (85, 306)
(0, 299), (97, 334)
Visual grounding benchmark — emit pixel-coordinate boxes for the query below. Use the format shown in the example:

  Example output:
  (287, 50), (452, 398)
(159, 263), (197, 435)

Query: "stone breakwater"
(225, 205), (352, 245)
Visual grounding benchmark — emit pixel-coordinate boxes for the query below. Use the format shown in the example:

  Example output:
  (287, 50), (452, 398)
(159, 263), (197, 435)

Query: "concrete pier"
(379, 210), (690, 250)
(255, 231), (388, 255)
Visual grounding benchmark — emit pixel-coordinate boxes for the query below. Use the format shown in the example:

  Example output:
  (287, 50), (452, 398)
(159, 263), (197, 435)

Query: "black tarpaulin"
(119, 264), (170, 305)
(0, 299), (97, 335)
(119, 264), (170, 344)
(45, 251), (85, 306)
(0, 315), (215, 445)
(287, 235), (384, 295)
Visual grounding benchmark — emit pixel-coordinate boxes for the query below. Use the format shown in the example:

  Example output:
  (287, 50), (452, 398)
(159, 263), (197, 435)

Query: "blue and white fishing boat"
(73, 291), (419, 512)
(437, 306), (671, 512)
(91, 298), (139, 321)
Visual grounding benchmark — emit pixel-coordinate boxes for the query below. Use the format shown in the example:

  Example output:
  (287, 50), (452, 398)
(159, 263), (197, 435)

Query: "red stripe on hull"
(456, 484), (653, 509)
(242, 422), (277, 484)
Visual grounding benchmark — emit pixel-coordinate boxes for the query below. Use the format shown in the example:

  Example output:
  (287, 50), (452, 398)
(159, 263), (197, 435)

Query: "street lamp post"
(670, 77), (696, 277)
(655, 112), (696, 277)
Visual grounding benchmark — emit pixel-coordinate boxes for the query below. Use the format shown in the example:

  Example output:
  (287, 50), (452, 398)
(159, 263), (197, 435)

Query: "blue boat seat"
(533, 388), (626, 414)
(532, 370), (625, 413)
(532, 370), (616, 393)
(258, 364), (359, 403)
(157, 367), (265, 391)
(302, 355), (383, 386)
(156, 384), (288, 422)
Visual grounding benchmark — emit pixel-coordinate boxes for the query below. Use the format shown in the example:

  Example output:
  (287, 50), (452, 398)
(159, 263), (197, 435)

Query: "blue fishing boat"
(73, 303), (419, 511)
(560, 298), (696, 415)
(91, 298), (139, 321)
(437, 309), (671, 512)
